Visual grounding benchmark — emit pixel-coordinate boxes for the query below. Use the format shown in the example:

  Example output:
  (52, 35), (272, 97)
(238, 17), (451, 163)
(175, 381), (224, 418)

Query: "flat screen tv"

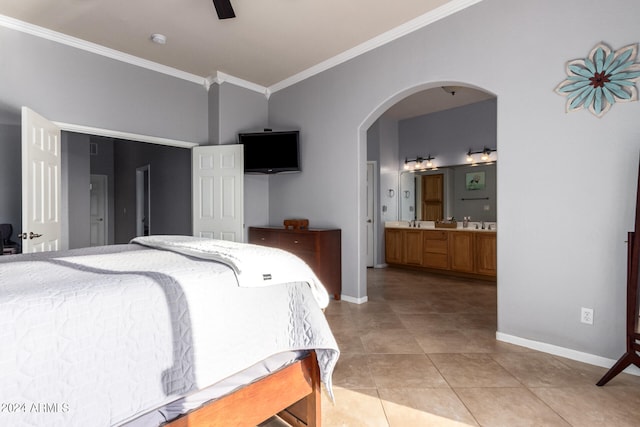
(239, 130), (300, 174)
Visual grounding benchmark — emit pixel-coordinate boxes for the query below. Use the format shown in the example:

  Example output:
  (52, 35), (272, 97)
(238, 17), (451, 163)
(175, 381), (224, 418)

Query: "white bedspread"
(131, 235), (329, 309)
(0, 241), (339, 427)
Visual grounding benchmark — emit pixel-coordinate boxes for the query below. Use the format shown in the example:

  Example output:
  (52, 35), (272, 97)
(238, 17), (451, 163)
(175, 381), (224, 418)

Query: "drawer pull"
(294, 240), (299, 244)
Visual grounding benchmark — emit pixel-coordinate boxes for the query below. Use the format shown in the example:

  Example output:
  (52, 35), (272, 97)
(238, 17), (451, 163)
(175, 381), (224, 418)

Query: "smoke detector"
(150, 34), (167, 45)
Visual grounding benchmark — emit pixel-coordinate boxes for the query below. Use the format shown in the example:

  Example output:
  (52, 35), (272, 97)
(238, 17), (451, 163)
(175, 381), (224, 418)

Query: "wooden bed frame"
(165, 351), (321, 427)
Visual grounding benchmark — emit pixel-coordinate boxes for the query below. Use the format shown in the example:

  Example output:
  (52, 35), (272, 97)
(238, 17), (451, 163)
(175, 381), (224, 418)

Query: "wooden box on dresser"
(248, 227), (342, 300)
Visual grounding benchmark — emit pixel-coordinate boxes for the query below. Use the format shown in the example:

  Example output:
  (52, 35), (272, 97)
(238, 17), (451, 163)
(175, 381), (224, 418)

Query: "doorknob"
(29, 232), (42, 239)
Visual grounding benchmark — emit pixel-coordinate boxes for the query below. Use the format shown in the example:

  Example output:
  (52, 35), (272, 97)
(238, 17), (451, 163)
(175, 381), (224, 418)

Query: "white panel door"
(366, 162), (375, 267)
(192, 145), (244, 242)
(21, 107), (62, 253)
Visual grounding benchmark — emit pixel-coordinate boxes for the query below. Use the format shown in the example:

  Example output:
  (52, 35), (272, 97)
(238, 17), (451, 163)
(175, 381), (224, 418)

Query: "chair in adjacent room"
(0, 224), (19, 255)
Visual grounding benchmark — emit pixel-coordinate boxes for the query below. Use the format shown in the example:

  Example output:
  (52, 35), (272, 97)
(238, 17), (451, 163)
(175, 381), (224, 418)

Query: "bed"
(0, 236), (340, 426)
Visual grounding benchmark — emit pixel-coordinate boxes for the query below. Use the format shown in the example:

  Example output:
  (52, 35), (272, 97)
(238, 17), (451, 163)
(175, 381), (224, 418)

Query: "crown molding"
(268, 0), (483, 94)
(1, 0), (481, 97)
(208, 71), (270, 97)
(0, 14), (207, 87)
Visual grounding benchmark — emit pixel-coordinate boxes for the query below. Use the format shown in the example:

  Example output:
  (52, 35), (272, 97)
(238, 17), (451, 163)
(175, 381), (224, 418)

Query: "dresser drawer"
(278, 233), (317, 252)
(249, 228), (279, 245)
(247, 227), (342, 300)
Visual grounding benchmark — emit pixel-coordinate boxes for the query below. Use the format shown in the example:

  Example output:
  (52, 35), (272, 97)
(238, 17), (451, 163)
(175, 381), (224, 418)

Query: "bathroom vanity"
(385, 223), (496, 279)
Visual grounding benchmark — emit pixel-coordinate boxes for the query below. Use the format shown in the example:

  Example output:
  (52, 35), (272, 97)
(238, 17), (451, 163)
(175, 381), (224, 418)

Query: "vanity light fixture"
(465, 147), (496, 163)
(404, 155), (435, 171)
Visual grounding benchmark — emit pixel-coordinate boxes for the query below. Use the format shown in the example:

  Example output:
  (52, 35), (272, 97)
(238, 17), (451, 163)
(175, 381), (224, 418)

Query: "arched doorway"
(357, 82), (497, 300)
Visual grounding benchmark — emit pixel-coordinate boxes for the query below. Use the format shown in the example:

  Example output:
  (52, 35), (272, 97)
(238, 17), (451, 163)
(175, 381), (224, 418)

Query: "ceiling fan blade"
(213, 0), (236, 19)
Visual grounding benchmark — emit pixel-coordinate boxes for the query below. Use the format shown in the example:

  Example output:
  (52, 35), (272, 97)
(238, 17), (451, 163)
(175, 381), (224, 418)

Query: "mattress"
(0, 241), (339, 426)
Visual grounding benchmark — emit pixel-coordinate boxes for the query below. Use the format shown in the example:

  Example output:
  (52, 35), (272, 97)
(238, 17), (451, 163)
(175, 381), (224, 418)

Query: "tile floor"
(269, 267), (640, 426)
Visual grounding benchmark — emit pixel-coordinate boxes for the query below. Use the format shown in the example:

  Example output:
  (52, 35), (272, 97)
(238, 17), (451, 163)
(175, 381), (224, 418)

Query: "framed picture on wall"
(466, 172), (485, 190)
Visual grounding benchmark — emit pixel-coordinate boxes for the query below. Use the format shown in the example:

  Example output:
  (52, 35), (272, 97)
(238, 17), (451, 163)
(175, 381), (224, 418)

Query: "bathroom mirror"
(399, 162), (497, 222)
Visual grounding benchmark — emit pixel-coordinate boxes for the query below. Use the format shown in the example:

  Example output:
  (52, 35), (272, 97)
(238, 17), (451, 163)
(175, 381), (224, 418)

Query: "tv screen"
(239, 130), (300, 174)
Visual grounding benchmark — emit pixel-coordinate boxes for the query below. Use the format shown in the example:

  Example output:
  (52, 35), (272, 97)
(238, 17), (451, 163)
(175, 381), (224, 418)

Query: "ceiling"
(0, 0), (492, 119)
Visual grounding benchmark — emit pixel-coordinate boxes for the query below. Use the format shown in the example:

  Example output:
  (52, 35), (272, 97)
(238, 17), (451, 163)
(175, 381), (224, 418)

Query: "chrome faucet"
(481, 221), (485, 230)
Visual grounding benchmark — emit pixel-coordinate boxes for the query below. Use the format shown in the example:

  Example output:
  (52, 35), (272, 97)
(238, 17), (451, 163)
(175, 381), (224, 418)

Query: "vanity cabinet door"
(385, 229), (403, 264)
(450, 232), (475, 273)
(404, 230), (423, 265)
(475, 232), (497, 276)
(423, 230), (449, 269)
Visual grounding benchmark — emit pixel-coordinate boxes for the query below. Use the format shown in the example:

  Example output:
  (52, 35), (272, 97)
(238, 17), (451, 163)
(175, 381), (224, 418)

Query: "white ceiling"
(0, 0), (493, 119)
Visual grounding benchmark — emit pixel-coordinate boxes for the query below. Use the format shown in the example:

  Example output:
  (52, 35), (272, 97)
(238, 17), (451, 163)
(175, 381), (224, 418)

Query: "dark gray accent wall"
(64, 132), (91, 249)
(0, 124), (21, 236)
(113, 141), (191, 244)
(90, 137), (116, 244)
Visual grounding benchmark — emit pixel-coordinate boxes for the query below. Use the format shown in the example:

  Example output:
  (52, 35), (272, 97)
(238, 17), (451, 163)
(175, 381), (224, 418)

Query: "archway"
(356, 81), (498, 301)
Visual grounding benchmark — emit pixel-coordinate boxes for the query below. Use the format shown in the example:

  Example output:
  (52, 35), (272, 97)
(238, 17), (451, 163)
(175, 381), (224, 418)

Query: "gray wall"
(113, 141), (192, 244)
(267, 0), (640, 363)
(0, 26), (208, 142)
(398, 98), (497, 168)
(0, 23), (207, 248)
(209, 82), (270, 237)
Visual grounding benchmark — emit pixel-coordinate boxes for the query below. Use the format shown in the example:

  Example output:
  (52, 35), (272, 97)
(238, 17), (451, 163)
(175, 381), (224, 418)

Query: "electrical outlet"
(581, 307), (594, 325)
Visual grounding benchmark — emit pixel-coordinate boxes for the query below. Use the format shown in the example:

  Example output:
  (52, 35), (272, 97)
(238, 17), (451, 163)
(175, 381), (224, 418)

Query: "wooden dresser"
(248, 226), (342, 300)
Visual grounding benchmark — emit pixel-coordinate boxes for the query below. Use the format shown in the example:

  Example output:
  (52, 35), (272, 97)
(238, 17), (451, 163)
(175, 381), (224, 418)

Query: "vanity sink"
(385, 221), (496, 231)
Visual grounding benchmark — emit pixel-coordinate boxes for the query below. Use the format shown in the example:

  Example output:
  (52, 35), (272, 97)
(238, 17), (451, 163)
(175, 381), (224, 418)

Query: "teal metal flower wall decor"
(555, 42), (640, 117)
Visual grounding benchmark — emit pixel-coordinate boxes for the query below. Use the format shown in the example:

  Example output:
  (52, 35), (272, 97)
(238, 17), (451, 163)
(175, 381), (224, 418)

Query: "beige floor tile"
(462, 329), (533, 353)
(397, 313), (460, 331)
(367, 354), (448, 388)
(414, 329), (486, 354)
(429, 353), (522, 388)
(332, 353), (376, 389)
(322, 387), (389, 427)
(379, 388), (479, 426)
(531, 385), (640, 427)
(360, 328), (424, 354)
(331, 327), (366, 354)
(352, 312), (406, 331)
(456, 387), (571, 426)
(491, 352), (595, 387)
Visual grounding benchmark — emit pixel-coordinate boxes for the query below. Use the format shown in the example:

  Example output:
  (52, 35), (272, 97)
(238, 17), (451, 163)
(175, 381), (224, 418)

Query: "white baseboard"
(340, 294), (368, 304)
(496, 332), (640, 377)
